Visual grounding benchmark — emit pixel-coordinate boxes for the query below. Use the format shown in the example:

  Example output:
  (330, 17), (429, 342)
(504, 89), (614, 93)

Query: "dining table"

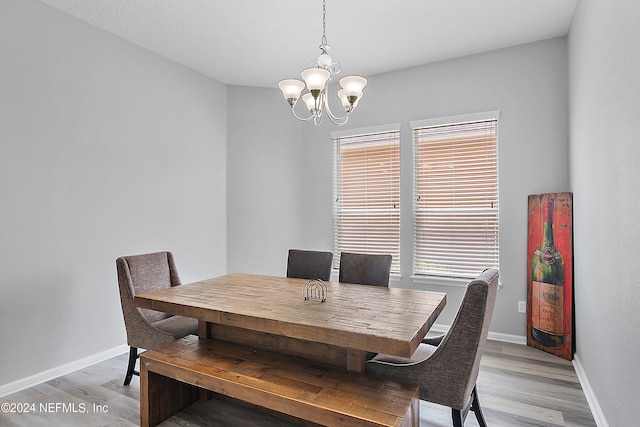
(134, 273), (447, 373)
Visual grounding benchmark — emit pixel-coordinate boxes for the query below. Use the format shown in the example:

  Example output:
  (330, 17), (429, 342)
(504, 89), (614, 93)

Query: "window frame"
(331, 124), (402, 274)
(410, 111), (500, 283)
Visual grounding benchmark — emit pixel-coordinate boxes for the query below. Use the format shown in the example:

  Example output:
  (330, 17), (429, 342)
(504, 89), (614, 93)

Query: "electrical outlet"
(518, 300), (526, 313)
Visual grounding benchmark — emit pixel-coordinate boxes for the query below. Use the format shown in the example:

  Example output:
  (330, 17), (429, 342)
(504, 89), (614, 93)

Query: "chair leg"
(470, 385), (488, 427)
(450, 385), (486, 427)
(451, 409), (464, 427)
(124, 346), (138, 386)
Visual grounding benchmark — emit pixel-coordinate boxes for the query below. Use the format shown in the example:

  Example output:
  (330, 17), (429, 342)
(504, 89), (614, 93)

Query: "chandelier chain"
(321, 0), (328, 49)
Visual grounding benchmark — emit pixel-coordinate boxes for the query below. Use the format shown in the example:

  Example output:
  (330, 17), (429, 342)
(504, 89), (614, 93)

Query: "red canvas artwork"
(527, 192), (573, 360)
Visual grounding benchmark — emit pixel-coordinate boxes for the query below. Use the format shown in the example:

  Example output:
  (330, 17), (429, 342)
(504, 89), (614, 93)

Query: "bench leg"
(140, 360), (199, 427)
(140, 358), (150, 427)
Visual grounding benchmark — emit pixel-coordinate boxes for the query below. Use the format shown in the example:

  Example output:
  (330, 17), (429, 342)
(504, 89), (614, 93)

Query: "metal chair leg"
(451, 409), (464, 427)
(124, 346), (138, 386)
(451, 385), (486, 427)
(470, 385), (488, 427)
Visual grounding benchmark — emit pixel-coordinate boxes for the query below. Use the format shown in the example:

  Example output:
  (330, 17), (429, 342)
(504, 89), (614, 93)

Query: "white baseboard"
(0, 344), (129, 399)
(0, 335), (610, 427)
(573, 354), (609, 427)
(486, 330), (527, 345)
(433, 324), (607, 426)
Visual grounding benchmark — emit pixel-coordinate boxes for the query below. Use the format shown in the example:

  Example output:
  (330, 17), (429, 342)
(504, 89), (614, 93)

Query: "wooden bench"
(140, 335), (419, 427)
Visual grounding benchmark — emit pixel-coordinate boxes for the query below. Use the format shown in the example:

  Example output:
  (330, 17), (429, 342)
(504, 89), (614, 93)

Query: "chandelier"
(277, 0), (367, 126)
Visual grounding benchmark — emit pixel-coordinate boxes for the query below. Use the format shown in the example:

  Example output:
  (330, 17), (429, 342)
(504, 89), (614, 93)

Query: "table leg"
(198, 320), (209, 338)
(346, 348), (367, 373)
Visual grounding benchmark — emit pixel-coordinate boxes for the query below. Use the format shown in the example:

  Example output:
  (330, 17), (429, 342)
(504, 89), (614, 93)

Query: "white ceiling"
(37, 0), (578, 88)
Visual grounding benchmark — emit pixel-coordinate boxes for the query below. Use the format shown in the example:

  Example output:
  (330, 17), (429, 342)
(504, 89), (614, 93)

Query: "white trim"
(411, 275), (469, 288)
(330, 271), (402, 284)
(431, 324), (607, 426)
(429, 323), (525, 345)
(330, 122), (401, 139)
(410, 110), (500, 129)
(411, 275), (503, 290)
(0, 344), (129, 399)
(573, 354), (610, 427)
(1, 336), (607, 427)
(487, 331), (527, 345)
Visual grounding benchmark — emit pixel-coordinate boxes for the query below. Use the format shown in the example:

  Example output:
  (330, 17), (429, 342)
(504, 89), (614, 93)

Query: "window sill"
(411, 275), (470, 288)
(389, 273), (402, 283)
(411, 274), (502, 289)
(331, 272), (402, 283)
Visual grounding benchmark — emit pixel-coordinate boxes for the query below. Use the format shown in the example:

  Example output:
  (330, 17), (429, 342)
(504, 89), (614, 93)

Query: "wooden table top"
(134, 273), (446, 359)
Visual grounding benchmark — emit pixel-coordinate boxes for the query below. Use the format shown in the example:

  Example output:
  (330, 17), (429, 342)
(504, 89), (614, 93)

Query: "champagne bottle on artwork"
(531, 200), (565, 348)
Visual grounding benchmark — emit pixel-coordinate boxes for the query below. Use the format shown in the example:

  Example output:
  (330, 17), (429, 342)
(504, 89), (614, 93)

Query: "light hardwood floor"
(0, 339), (596, 427)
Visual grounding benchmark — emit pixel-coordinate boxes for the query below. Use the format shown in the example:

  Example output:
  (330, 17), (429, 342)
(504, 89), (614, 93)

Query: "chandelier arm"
(290, 106), (317, 122)
(313, 92), (325, 126)
(323, 94), (350, 125)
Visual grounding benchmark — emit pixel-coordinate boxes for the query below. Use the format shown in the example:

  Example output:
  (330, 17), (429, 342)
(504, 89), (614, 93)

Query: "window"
(332, 125), (401, 273)
(412, 112), (499, 279)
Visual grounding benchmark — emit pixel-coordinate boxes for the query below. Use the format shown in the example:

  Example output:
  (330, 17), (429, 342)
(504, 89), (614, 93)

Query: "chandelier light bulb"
(301, 67), (331, 98)
(339, 75), (368, 96)
(302, 92), (318, 112)
(278, 79), (305, 106)
(338, 88), (363, 110)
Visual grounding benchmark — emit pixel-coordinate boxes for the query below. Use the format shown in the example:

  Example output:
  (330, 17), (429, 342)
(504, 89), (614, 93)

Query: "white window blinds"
(412, 114), (499, 279)
(332, 128), (401, 273)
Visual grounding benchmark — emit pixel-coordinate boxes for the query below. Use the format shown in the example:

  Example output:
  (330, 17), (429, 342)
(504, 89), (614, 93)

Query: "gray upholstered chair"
(116, 251), (198, 385)
(365, 268), (499, 427)
(338, 252), (392, 287)
(286, 249), (333, 281)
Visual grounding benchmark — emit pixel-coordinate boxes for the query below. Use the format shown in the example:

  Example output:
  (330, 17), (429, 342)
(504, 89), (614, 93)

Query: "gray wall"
(3, 0), (637, 424)
(568, 0), (640, 425)
(226, 86), (309, 275)
(0, 0), (228, 387)
(228, 37), (570, 339)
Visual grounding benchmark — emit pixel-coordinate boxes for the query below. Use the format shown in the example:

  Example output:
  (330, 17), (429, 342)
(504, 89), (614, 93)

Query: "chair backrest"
(286, 249), (334, 281)
(422, 268), (499, 408)
(116, 251), (181, 326)
(338, 252), (392, 287)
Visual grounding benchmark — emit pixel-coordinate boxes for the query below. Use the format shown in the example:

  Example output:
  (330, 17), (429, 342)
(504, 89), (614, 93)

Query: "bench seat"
(140, 335), (419, 427)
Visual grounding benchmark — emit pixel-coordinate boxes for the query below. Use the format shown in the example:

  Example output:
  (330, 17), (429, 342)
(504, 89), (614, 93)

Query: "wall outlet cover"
(518, 300), (527, 313)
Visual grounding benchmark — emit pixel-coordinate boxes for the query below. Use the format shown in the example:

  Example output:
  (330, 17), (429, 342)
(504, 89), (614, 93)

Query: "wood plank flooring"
(0, 339), (596, 427)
